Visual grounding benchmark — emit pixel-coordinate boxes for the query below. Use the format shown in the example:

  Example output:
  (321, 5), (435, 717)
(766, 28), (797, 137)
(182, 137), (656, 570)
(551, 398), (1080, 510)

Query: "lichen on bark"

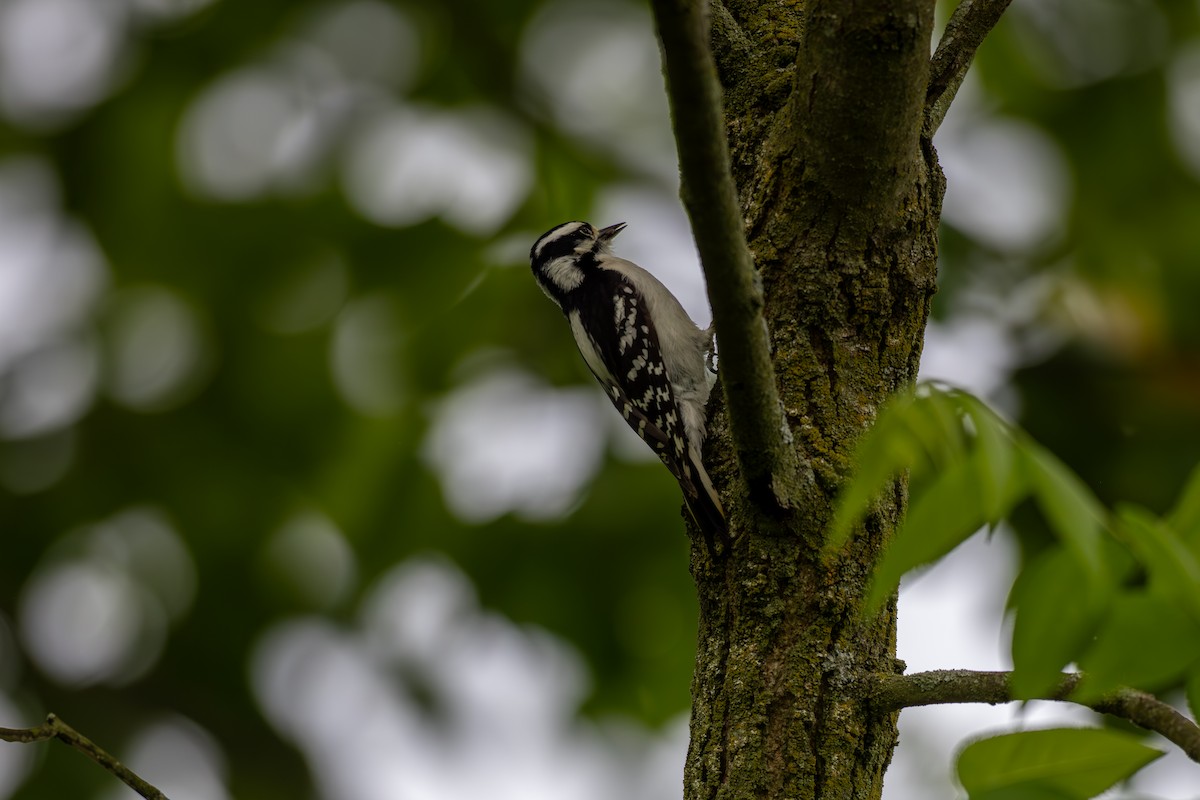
(683, 1), (944, 798)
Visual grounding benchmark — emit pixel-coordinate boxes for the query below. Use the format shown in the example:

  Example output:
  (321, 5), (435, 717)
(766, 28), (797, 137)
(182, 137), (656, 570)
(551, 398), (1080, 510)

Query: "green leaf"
(826, 390), (923, 553)
(1187, 669), (1200, 723)
(1118, 504), (1200, 623)
(865, 458), (982, 608)
(831, 386), (1030, 602)
(827, 385), (991, 555)
(1023, 443), (1108, 581)
(1169, 461), (1200, 550)
(960, 394), (1022, 524)
(865, 439), (1026, 610)
(1009, 547), (1109, 699)
(905, 384), (971, 470)
(1075, 590), (1200, 700)
(969, 787), (1073, 800)
(957, 728), (1163, 799)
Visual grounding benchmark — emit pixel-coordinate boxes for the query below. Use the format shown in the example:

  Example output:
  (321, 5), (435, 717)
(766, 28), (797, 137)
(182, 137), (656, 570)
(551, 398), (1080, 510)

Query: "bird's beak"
(598, 222), (626, 242)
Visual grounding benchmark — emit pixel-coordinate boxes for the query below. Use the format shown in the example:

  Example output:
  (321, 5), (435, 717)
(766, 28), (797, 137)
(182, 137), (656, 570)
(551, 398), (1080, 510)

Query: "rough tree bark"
(668, 2), (943, 798)
(650, 1), (1200, 794)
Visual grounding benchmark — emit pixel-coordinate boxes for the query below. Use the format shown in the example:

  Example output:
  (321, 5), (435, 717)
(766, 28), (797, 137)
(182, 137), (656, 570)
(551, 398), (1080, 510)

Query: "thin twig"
(649, 0), (799, 514)
(867, 670), (1200, 764)
(925, 0), (1015, 135)
(0, 714), (169, 799)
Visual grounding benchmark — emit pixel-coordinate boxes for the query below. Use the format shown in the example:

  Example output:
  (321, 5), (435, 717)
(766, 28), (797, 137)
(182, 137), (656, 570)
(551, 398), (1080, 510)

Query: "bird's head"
(529, 220), (626, 300)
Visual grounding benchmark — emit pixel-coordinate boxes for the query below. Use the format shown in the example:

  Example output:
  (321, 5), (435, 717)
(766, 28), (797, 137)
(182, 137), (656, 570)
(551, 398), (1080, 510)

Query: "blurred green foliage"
(832, 385), (1200, 707)
(956, 727), (1163, 800)
(0, 0), (1198, 797)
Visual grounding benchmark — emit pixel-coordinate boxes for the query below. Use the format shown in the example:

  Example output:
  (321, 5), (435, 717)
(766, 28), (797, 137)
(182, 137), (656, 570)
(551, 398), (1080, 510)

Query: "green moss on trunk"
(685, 2), (943, 798)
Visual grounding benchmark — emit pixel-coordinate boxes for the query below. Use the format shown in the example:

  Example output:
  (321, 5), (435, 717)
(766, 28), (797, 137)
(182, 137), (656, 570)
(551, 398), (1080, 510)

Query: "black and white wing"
(567, 272), (726, 538)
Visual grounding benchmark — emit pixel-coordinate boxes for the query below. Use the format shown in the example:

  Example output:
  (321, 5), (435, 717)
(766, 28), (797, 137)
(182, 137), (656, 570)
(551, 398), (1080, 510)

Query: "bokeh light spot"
(102, 285), (213, 412)
(0, 157), (107, 375)
(0, 692), (33, 796)
(518, 0), (675, 180)
(101, 716), (230, 800)
(938, 116), (1071, 253)
(299, 0), (420, 88)
(128, 0), (214, 22)
(330, 291), (406, 416)
(342, 104), (533, 234)
(16, 506), (195, 687)
(0, 0), (125, 128)
(1168, 43), (1200, 180)
(19, 561), (158, 686)
(88, 506), (197, 622)
(421, 367), (608, 524)
(251, 557), (688, 800)
(1012, 0), (1167, 89)
(176, 68), (307, 200)
(263, 511), (358, 610)
(360, 555), (477, 663)
(0, 336), (98, 439)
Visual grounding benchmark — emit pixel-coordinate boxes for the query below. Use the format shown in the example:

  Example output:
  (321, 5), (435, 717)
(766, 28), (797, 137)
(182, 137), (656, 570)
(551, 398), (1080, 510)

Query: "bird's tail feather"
(682, 455), (727, 540)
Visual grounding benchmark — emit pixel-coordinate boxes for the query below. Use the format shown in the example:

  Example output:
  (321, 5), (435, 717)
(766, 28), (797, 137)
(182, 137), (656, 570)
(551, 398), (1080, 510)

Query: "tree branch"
(794, 2), (934, 233)
(925, 0), (1015, 135)
(0, 714), (169, 799)
(649, 0), (799, 514)
(867, 670), (1200, 764)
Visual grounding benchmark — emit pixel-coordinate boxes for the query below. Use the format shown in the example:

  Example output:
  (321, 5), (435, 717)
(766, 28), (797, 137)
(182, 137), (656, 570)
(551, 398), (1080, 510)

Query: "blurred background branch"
(0, 715), (168, 799)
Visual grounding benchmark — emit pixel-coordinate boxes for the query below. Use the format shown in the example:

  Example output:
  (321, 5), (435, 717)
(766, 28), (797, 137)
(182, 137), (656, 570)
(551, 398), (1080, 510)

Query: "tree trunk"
(687, 3), (943, 797)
